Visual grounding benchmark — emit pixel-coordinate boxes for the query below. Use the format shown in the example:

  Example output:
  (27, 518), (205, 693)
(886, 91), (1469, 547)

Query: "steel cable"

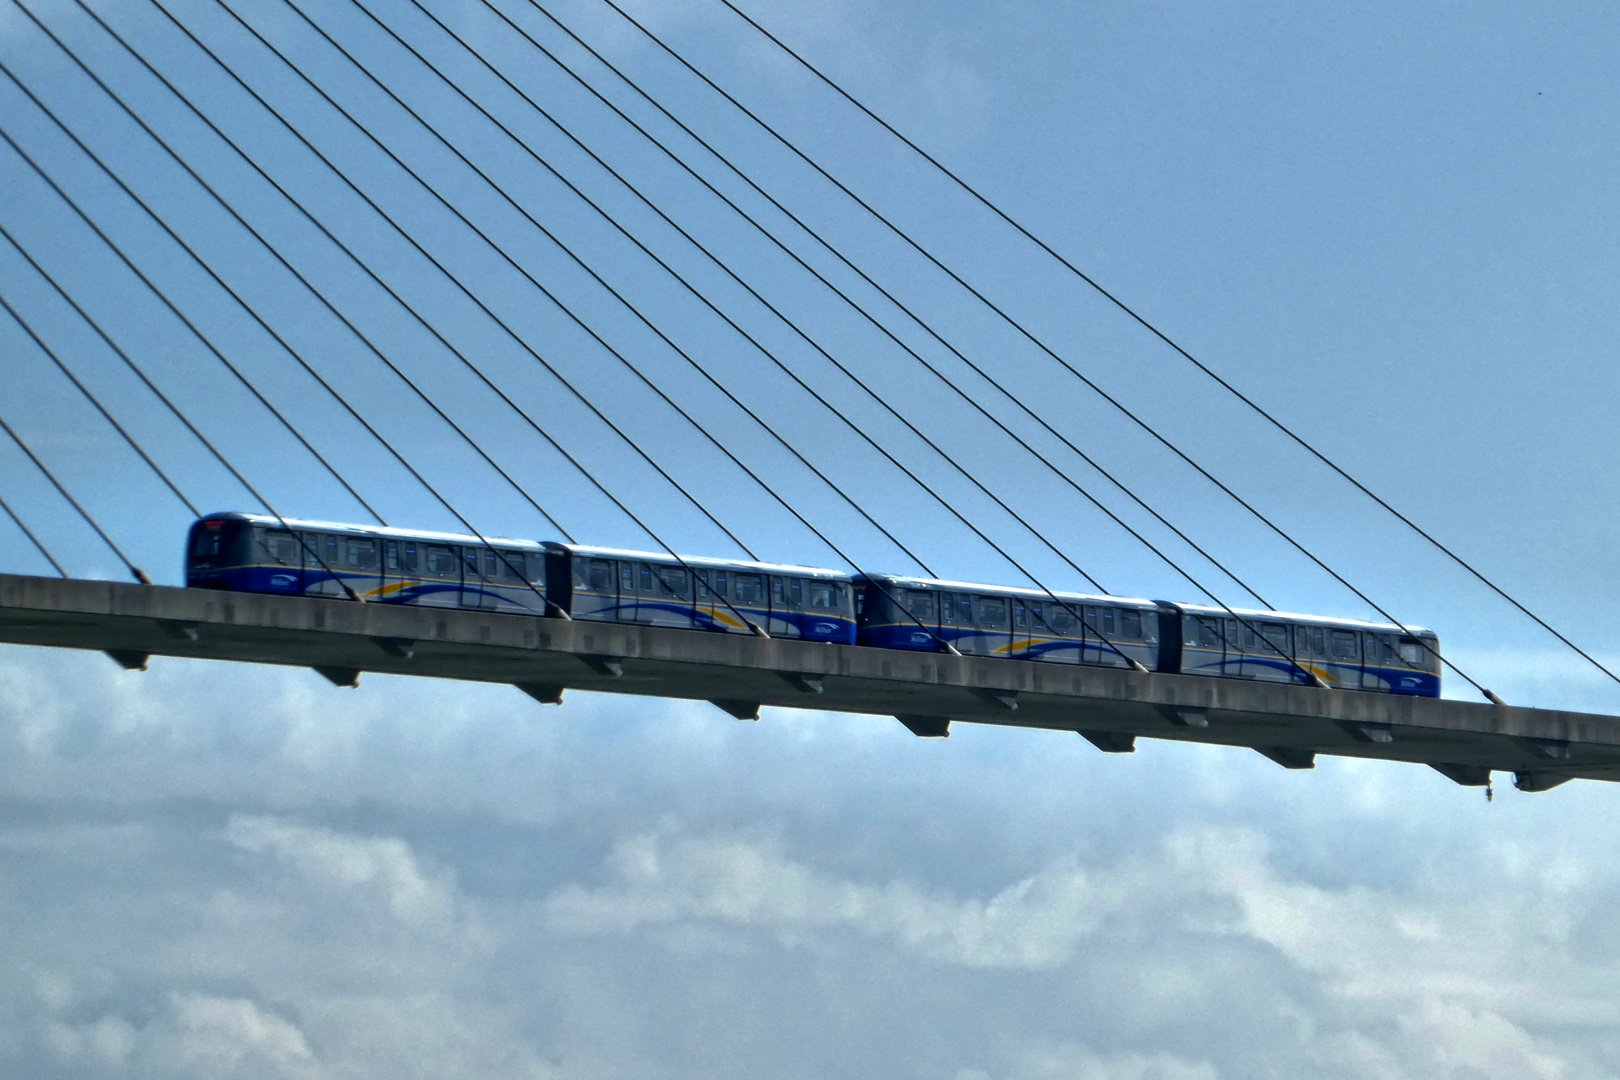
(715, 0), (1616, 689)
(576, 0), (1484, 695)
(0, 290), (201, 518)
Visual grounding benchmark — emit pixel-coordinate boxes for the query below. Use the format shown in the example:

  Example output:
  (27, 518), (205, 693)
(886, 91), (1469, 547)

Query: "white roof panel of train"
(549, 542), (852, 579)
(860, 573), (1157, 608)
(1174, 601), (1434, 636)
(211, 513), (545, 550)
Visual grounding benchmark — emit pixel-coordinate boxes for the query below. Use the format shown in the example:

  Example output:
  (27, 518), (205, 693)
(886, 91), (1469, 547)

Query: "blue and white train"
(185, 512), (1440, 697)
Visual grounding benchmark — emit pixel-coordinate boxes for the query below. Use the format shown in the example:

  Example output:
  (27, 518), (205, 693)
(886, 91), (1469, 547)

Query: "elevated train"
(186, 512), (1441, 697)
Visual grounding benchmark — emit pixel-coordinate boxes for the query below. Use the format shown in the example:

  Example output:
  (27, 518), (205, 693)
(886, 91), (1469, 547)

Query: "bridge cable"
(141, 0), (762, 567)
(194, 0), (971, 645)
(345, 0), (1234, 667)
(468, 0), (1273, 611)
(576, 0), (1479, 694)
(394, 0), (1453, 687)
(298, 0), (1158, 664)
(387, 0), (1109, 595)
(275, 0), (1327, 675)
(14, 0), (586, 561)
(714, 0), (1617, 690)
(0, 62), (535, 604)
(367, 0), (1326, 675)
(45, 0), (777, 634)
(336, 0), (1079, 587)
(0, 412), (152, 583)
(0, 220), (366, 594)
(0, 291), (202, 518)
(197, 0), (940, 577)
(0, 489), (68, 577)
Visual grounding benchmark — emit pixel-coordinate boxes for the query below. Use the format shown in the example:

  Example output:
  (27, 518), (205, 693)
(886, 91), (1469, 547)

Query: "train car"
(853, 574), (1161, 670)
(542, 543), (857, 643)
(185, 512), (550, 614)
(1161, 602), (1441, 696)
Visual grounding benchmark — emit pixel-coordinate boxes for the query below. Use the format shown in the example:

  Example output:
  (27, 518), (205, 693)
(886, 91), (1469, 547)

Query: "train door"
(693, 568), (717, 629)
(1011, 598), (1033, 658)
(1362, 633), (1390, 690)
(303, 532), (346, 597)
(977, 595), (1010, 657)
(941, 593), (965, 652)
(572, 556), (617, 621)
(1226, 618), (1247, 677)
(767, 575), (802, 637)
(730, 571), (764, 633)
(261, 528), (302, 594)
(461, 548), (499, 610)
(899, 586), (939, 648)
(343, 536), (381, 602)
(1328, 629), (1361, 687)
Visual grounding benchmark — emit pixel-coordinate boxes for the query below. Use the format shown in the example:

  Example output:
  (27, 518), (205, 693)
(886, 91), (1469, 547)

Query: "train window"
(526, 554), (545, 584)
(192, 526), (223, 558)
(264, 531), (299, 566)
(345, 539), (377, 570)
(424, 545), (457, 575)
(640, 564), (653, 594)
(1197, 617), (1221, 648)
(1014, 601), (1027, 629)
(808, 581), (835, 610)
(905, 589), (937, 621)
(694, 570), (710, 598)
(772, 578), (785, 604)
(403, 544), (419, 572)
(385, 541), (399, 571)
(1102, 608), (1116, 636)
(1398, 637), (1426, 666)
(620, 563), (635, 592)
(1313, 628), (1326, 656)
(940, 596), (956, 625)
(1047, 605), (1074, 634)
(485, 551), (499, 579)
(586, 559), (612, 591)
(1029, 603), (1045, 629)
(1259, 623), (1288, 654)
(1121, 610), (1142, 640)
(790, 579), (803, 608)
(1242, 623), (1257, 649)
(655, 566), (689, 598)
(1331, 631), (1358, 659)
(979, 597), (1008, 629)
(463, 550), (483, 580)
(1366, 634), (1390, 662)
(714, 572), (728, 598)
(1296, 626), (1327, 657)
(835, 583), (849, 609)
(733, 573), (763, 604)
(500, 552), (526, 581)
(572, 559), (590, 588)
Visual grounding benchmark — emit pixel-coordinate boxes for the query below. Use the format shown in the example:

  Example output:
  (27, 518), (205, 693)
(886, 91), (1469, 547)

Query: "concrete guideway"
(0, 572), (1613, 791)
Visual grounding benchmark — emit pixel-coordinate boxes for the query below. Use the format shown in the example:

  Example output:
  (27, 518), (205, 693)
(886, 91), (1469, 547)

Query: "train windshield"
(188, 518), (248, 564)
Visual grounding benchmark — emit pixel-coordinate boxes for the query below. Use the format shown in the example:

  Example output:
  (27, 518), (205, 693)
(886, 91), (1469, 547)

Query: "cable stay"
(568, 0), (1486, 697)
(192, 0), (944, 578)
(32, 0), (772, 632)
(272, 0), (1194, 670)
(0, 291), (202, 518)
(0, 49), (543, 606)
(0, 220), (368, 594)
(463, 0), (1274, 612)
(712, 0), (1617, 690)
(145, 0), (763, 565)
(0, 412), (151, 583)
(0, 488), (67, 577)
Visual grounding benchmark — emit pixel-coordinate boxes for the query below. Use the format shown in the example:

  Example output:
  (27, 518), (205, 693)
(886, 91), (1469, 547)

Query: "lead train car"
(186, 513), (552, 612)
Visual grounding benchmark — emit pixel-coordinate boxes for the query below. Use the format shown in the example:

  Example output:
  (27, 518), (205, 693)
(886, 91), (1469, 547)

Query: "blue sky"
(3, 0), (1620, 1076)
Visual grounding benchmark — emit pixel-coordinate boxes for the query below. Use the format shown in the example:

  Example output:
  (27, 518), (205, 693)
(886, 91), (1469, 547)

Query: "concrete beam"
(2, 573), (1618, 787)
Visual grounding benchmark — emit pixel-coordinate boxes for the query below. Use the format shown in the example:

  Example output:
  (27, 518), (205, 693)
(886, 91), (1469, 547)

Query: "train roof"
(1172, 601), (1435, 637)
(196, 512), (546, 550)
(545, 542), (853, 580)
(854, 572), (1158, 608)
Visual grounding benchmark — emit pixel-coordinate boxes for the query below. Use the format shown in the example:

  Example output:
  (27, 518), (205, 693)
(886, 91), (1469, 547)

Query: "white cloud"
(227, 815), (458, 930)
(543, 830), (1109, 968)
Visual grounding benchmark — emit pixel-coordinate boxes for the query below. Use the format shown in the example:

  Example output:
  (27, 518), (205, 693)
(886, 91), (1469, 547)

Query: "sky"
(3, 0), (1620, 1076)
